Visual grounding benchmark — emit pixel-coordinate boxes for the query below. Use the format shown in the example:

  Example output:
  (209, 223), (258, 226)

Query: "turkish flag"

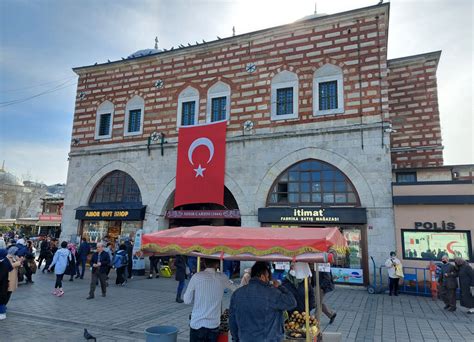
(174, 121), (227, 207)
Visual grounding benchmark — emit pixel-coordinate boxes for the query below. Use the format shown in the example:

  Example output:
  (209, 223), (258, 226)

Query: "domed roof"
(295, 13), (327, 22)
(127, 49), (162, 59)
(0, 170), (22, 186)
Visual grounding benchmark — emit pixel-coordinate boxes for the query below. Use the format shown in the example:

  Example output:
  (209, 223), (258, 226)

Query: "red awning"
(142, 226), (347, 262)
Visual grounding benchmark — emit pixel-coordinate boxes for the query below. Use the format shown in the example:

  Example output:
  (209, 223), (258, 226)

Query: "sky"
(0, 0), (472, 184)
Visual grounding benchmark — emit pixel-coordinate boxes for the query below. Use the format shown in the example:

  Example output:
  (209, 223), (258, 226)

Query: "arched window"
(206, 81), (231, 122)
(271, 70), (299, 121)
(313, 64), (344, 116)
(90, 170), (142, 204)
(124, 95), (144, 136)
(267, 159), (359, 206)
(177, 86), (199, 127)
(95, 100), (114, 139)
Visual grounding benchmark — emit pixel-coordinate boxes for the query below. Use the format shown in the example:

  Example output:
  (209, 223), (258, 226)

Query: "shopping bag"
(395, 264), (404, 278)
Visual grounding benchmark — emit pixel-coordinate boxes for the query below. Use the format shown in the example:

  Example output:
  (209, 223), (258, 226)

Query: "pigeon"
(378, 0), (383, 4)
(217, 36), (221, 40)
(121, 57), (125, 60)
(94, 62), (98, 65)
(107, 59), (111, 62)
(163, 48), (167, 51)
(84, 328), (96, 341)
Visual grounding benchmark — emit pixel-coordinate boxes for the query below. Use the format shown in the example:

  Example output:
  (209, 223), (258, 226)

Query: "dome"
(0, 170), (22, 186)
(127, 49), (162, 59)
(295, 13), (327, 22)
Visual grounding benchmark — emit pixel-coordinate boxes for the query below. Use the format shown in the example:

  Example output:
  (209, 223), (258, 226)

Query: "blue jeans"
(177, 280), (185, 297)
(78, 258), (87, 278)
(190, 327), (219, 342)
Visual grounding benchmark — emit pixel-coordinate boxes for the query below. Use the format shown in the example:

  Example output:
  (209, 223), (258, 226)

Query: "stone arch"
(254, 147), (375, 211)
(152, 172), (250, 217)
(78, 160), (148, 207)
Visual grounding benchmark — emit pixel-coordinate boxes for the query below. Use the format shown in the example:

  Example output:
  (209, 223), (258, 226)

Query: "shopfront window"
(402, 230), (472, 261)
(82, 220), (142, 245)
(90, 170), (141, 204)
(332, 227), (364, 284)
(267, 159), (359, 206)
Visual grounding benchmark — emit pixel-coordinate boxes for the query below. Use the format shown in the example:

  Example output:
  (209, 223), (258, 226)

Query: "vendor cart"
(142, 226), (347, 342)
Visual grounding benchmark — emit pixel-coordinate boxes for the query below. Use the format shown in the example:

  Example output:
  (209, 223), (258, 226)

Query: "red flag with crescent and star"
(174, 121), (227, 207)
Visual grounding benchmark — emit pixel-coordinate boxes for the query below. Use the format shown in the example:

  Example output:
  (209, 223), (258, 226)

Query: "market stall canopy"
(142, 226), (347, 262)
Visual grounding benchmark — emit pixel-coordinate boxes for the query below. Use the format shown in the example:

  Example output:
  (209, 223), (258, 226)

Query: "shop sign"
(258, 207), (367, 225)
(414, 221), (455, 230)
(39, 214), (62, 221)
(166, 210), (241, 219)
(75, 206), (146, 221)
(332, 267), (364, 284)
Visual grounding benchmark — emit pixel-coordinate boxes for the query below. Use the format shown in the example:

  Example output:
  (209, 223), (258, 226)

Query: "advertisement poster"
(402, 231), (471, 260)
(333, 267), (364, 284)
(132, 229), (145, 275)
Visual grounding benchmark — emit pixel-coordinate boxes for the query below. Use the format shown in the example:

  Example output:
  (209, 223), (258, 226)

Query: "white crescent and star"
(187, 137), (214, 178)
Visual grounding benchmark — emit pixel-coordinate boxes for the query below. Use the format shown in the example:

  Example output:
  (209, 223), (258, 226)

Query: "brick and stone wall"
(71, 4), (390, 149)
(388, 51), (444, 168)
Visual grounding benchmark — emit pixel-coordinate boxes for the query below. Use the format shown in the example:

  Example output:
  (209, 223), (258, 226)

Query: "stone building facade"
(62, 3), (444, 284)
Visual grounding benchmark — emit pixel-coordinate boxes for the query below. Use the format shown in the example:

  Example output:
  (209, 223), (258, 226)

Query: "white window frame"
(313, 64), (344, 116)
(95, 100), (114, 140)
(124, 95), (145, 136)
(206, 81), (231, 123)
(271, 71), (299, 121)
(177, 86), (199, 128)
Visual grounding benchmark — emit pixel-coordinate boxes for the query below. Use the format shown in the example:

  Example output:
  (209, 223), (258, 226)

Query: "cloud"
(0, 141), (69, 184)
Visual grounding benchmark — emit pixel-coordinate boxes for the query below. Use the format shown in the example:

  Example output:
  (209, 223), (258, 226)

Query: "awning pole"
(304, 277), (310, 342)
(315, 263), (322, 322)
(197, 256), (201, 272)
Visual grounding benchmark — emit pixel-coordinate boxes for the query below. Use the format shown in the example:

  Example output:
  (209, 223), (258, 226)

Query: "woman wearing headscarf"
(0, 249), (13, 320)
(454, 257), (474, 314)
(65, 243), (77, 282)
(2, 247), (22, 320)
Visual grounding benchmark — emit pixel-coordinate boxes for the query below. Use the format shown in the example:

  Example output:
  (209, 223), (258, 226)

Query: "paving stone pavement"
(1, 269), (473, 342)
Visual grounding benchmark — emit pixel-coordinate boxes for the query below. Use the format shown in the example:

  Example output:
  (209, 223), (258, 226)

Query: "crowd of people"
(0, 232), (138, 320)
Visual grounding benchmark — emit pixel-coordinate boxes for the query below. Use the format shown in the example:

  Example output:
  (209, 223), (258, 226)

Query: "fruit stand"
(142, 226), (347, 342)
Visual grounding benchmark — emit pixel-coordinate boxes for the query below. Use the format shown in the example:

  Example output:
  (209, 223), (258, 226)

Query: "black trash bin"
(144, 326), (179, 342)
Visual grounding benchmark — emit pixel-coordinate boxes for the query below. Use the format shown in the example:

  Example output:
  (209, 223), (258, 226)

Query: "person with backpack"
(113, 244), (128, 286)
(76, 238), (91, 279)
(48, 241), (72, 297)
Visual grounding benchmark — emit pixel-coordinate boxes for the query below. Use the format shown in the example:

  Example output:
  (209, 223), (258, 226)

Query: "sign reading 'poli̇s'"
(174, 121), (227, 207)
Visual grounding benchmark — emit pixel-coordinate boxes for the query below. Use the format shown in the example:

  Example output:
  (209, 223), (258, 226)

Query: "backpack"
(121, 253), (128, 267)
(113, 252), (128, 268)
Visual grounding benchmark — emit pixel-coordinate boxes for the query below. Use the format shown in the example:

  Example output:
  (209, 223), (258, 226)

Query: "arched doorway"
(75, 170), (146, 245)
(166, 186), (241, 227)
(260, 159), (368, 285)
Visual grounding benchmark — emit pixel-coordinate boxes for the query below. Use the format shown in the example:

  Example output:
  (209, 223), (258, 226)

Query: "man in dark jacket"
(76, 238), (91, 279)
(438, 255), (458, 311)
(454, 257), (474, 314)
(37, 236), (51, 272)
(124, 239), (133, 279)
(86, 243), (110, 299)
(230, 261), (296, 341)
